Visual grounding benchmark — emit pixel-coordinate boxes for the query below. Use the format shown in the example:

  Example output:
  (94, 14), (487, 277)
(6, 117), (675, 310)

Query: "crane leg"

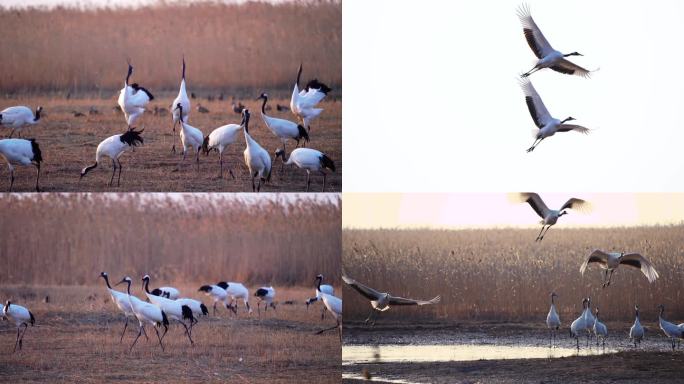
(306, 172), (311, 192)
(539, 225), (552, 241)
(154, 327), (165, 352)
(576, 337), (579, 351)
(13, 326), (21, 352)
(171, 121), (177, 153)
(117, 159), (123, 187)
(196, 149), (200, 173)
(8, 129), (15, 138)
(213, 302), (218, 315)
(177, 320), (194, 345)
(109, 159), (117, 187)
(130, 325), (144, 351)
(34, 163), (41, 192)
(8, 167), (14, 192)
(119, 317), (129, 343)
(142, 325), (149, 341)
(606, 270), (614, 286)
(257, 302), (261, 317)
(316, 322), (340, 335)
(218, 152), (223, 178)
(321, 171), (327, 192)
(535, 225), (546, 241)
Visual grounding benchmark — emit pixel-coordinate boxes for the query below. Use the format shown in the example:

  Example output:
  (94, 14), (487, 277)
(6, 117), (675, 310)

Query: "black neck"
(182, 58), (186, 80)
(143, 278), (150, 294)
(102, 274), (112, 289)
(261, 97), (267, 114)
(296, 64), (302, 87)
(34, 108), (41, 121)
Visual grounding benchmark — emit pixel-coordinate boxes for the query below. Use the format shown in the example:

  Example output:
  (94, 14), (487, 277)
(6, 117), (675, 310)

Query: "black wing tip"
(29, 311), (35, 325)
(198, 285), (212, 292)
(29, 139), (43, 163)
(120, 129), (144, 146)
(200, 303), (209, 315)
(320, 154), (336, 172)
(296, 124), (310, 141)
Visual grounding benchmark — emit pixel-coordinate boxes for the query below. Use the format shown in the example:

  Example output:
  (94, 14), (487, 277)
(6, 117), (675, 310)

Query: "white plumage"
(0, 106), (42, 137)
(520, 78), (590, 152)
(570, 298), (588, 351)
(307, 274), (335, 320)
(170, 58), (190, 153)
(116, 276), (169, 351)
(658, 304), (683, 351)
(142, 275), (194, 345)
(0, 138), (42, 192)
(512, 192), (590, 241)
(257, 93), (309, 153)
(202, 114), (244, 179)
(100, 271), (142, 342)
(150, 286), (180, 300)
(117, 62), (153, 129)
(629, 305), (644, 348)
(316, 293), (342, 341)
(274, 147), (336, 192)
(79, 129), (143, 187)
(254, 286), (276, 317)
(580, 249), (659, 287)
(593, 307), (608, 348)
(517, 4), (594, 78)
(241, 109), (272, 192)
(343, 275), (440, 326)
(198, 283), (230, 315)
(290, 64), (330, 130)
(546, 292), (560, 347)
(173, 103), (204, 173)
(3, 300), (35, 352)
(221, 282), (252, 315)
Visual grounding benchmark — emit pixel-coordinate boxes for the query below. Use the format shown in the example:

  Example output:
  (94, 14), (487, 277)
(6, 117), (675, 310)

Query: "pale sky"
(343, 0), (684, 192)
(343, 193), (684, 229)
(0, 0), (289, 10)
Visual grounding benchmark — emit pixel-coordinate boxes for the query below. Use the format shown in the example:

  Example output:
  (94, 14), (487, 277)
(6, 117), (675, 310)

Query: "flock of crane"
(2, 273), (342, 353)
(0, 59), (337, 192)
(343, 192), (678, 352)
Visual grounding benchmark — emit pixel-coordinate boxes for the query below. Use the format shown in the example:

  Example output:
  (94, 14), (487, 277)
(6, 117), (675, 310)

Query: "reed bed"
(0, 193), (341, 286)
(343, 226), (684, 322)
(0, 1), (341, 93)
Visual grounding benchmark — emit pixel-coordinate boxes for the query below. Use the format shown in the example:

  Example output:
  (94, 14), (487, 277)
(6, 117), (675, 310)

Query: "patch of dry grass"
(0, 285), (341, 383)
(343, 226), (684, 322)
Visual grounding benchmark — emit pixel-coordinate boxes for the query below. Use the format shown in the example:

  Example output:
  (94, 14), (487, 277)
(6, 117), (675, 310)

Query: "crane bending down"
(342, 275), (440, 326)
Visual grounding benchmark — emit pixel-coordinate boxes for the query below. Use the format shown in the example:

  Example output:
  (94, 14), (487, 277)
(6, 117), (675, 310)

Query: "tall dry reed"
(0, 193), (341, 286)
(343, 226), (684, 322)
(0, 1), (341, 93)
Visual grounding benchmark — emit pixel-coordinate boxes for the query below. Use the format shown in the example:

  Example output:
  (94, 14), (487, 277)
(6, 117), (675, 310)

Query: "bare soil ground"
(0, 285), (341, 383)
(0, 94), (341, 192)
(343, 322), (684, 383)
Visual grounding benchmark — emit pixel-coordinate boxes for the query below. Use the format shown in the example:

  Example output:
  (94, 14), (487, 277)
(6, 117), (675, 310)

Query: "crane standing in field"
(100, 272), (147, 343)
(242, 109), (272, 192)
(512, 192), (590, 241)
(629, 305), (644, 348)
(274, 147), (335, 192)
(254, 286), (276, 317)
(546, 292), (560, 347)
(202, 112), (245, 179)
(3, 301), (35, 353)
(79, 128), (144, 187)
(517, 4), (594, 78)
(658, 304), (683, 351)
(117, 61), (154, 129)
(170, 57), (191, 153)
(579, 249), (659, 288)
(257, 93), (309, 159)
(0, 106), (42, 138)
(306, 274), (335, 320)
(0, 138), (42, 192)
(593, 307), (608, 349)
(314, 276), (342, 341)
(519, 78), (590, 153)
(116, 276), (169, 351)
(173, 103), (204, 173)
(342, 275), (440, 326)
(570, 298), (587, 351)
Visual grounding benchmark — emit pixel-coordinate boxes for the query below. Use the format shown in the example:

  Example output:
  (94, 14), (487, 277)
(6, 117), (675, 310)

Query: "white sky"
(343, 0), (684, 192)
(343, 193), (684, 229)
(0, 0), (289, 9)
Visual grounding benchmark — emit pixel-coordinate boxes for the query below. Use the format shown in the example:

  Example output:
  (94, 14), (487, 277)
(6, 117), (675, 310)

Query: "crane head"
(274, 148), (285, 160)
(256, 93), (268, 101)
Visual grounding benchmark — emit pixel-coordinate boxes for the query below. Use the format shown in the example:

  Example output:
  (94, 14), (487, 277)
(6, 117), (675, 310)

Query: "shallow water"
(343, 344), (615, 364)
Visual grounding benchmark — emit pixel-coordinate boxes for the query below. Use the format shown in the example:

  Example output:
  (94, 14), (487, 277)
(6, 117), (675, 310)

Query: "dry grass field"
(0, 2), (341, 92)
(0, 193), (340, 285)
(0, 285), (341, 383)
(0, 95), (341, 192)
(343, 226), (684, 322)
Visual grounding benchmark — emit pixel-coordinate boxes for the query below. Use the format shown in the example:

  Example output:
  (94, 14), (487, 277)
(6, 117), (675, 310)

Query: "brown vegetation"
(0, 193), (341, 286)
(0, 1), (341, 93)
(343, 226), (684, 322)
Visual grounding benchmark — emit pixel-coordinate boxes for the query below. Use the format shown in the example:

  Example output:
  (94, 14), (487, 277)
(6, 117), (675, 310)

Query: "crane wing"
(560, 198), (591, 212)
(517, 4), (556, 59)
(513, 192), (550, 219)
(388, 295), (441, 306)
(550, 59), (592, 78)
(342, 275), (383, 301)
(519, 78), (552, 128)
(580, 249), (609, 275)
(557, 124), (590, 134)
(620, 253), (660, 283)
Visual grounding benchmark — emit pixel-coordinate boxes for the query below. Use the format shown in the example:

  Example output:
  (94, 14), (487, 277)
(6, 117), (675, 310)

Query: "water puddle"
(343, 344), (615, 364)
(342, 373), (425, 384)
